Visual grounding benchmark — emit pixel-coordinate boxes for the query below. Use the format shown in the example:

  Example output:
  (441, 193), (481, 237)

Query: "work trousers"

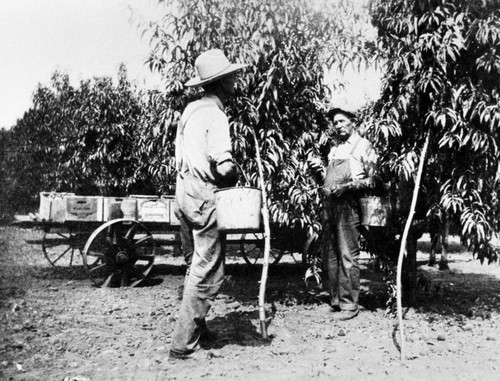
(322, 197), (361, 311)
(176, 209), (194, 268)
(170, 174), (225, 356)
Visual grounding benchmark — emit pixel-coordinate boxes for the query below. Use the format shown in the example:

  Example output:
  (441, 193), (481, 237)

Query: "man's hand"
(216, 160), (238, 188)
(321, 186), (332, 197)
(321, 183), (352, 198)
(330, 184), (350, 198)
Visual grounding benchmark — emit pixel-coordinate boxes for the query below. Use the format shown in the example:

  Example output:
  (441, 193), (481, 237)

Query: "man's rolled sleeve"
(207, 113), (233, 166)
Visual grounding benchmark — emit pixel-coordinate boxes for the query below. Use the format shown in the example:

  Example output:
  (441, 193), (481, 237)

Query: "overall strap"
(348, 134), (362, 155)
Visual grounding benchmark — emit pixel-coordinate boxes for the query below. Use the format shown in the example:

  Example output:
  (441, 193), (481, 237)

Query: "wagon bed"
(13, 212), (312, 288)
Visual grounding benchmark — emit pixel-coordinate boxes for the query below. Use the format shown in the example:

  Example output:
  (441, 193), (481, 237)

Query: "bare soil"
(0, 226), (499, 381)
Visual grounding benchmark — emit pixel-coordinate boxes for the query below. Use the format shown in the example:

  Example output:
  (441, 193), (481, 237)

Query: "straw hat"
(326, 107), (357, 120)
(185, 49), (248, 87)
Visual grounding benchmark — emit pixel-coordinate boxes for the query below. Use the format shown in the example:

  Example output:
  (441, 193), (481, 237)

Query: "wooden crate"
(130, 195), (162, 222)
(102, 197), (125, 221)
(138, 199), (169, 222)
(161, 195), (180, 225)
(120, 198), (137, 220)
(39, 192), (75, 222)
(65, 196), (104, 222)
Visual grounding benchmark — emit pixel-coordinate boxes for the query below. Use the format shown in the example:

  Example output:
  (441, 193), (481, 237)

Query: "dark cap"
(326, 107), (357, 120)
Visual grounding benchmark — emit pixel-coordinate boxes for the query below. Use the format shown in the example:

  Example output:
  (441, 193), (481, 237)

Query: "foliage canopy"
(1, 66), (174, 215)
(4, 0), (499, 267)
(367, 0), (500, 262)
(142, 0), (376, 234)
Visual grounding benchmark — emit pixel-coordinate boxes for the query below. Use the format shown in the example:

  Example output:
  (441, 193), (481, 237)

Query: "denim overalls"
(322, 139), (362, 311)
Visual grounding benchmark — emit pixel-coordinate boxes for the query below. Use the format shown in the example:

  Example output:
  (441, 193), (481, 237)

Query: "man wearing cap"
(321, 107), (378, 320)
(169, 49), (247, 360)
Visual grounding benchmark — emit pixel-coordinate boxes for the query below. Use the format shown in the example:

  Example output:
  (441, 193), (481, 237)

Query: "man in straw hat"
(321, 106), (378, 321)
(169, 49), (248, 360)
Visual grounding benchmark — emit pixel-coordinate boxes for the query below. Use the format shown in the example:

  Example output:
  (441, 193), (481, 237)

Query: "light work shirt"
(328, 132), (378, 181)
(175, 94), (233, 183)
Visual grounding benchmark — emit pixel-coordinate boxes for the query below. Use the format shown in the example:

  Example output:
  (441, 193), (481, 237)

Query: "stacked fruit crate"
(38, 192), (180, 225)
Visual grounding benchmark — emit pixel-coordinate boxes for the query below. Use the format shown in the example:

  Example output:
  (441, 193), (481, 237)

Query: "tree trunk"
(439, 217), (450, 270)
(396, 131), (430, 361)
(406, 228), (418, 305)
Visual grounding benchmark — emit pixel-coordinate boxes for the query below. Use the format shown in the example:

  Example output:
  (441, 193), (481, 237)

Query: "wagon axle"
(115, 250), (129, 264)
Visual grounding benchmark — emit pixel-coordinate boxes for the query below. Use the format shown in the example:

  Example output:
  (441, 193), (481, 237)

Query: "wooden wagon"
(14, 192), (315, 288)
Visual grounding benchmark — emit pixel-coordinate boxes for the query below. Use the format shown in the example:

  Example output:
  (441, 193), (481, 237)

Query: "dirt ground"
(0, 226), (499, 381)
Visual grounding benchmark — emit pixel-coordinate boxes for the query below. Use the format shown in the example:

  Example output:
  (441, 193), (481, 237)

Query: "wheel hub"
(116, 251), (129, 264)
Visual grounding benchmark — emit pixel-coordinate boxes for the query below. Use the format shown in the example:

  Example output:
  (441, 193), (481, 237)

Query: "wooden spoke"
(42, 229), (84, 267)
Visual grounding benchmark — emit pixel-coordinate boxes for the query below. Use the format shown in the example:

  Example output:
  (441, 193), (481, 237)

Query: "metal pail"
(359, 196), (393, 226)
(215, 187), (262, 232)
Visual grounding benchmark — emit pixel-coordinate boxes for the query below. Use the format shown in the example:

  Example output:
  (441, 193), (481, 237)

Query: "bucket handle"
(235, 162), (251, 187)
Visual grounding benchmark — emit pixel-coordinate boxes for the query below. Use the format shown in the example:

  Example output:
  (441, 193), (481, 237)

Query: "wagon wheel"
(82, 219), (155, 287)
(42, 227), (85, 266)
(239, 233), (284, 267)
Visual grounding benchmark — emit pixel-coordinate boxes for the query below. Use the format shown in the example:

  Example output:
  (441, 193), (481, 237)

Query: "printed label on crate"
(65, 197), (103, 221)
(139, 200), (169, 222)
(132, 195), (162, 221)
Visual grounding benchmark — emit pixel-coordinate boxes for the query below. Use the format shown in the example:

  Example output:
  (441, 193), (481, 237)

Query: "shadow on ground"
(204, 310), (274, 350)
(9, 252), (500, 321)
(413, 267), (500, 317)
